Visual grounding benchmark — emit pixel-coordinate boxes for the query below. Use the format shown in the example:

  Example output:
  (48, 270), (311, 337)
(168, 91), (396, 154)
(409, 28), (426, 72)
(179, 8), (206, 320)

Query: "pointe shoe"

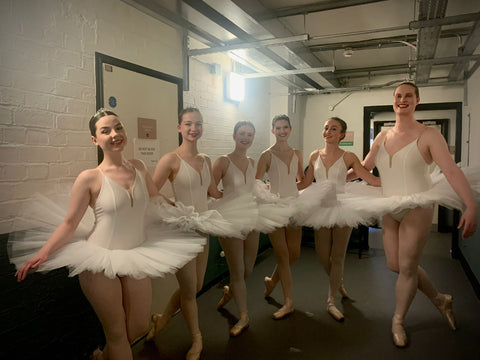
(145, 313), (168, 341)
(264, 276), (275, 298)
(186, 333), (202, 360)
(436, 294), (456, 330)
(272, 304), (294, 320)
(217, 285), (232, 309)
(392, 319), (408, 348)
(230, 318), (249, 337)
(327, 302), (344, 322)
(91, 348), (103, 360)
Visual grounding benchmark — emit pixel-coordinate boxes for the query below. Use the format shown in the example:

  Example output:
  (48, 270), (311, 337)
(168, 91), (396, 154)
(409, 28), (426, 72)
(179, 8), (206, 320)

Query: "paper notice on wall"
(134, 138), (160, 168)
(138, 117), (157, 139)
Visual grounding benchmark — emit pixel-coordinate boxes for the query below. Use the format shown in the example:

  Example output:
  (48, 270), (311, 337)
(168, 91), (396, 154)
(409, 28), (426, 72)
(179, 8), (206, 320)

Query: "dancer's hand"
(15, 250), (48, 282)
(458, 205), (478, 238)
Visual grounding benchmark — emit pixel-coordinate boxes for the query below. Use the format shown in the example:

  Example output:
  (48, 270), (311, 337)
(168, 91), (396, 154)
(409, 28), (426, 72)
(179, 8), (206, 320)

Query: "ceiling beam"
(188, 34), (308, 56)
(183, 0), (324, 89)
(410, 54), (480, 66)
(448, 19), (480, 81)
(253, 0), (388, 21)
(409, 12), (480, 29)
(415, 0), (447, 83)
(242, 66), (335, 78)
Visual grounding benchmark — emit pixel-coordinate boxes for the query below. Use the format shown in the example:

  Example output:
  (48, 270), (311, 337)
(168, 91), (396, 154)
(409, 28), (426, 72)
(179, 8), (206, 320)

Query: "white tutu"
(253, 180), (297, 232)
(208, 191), (259, 237)
(9, 193), (206, 279)
(147, 192), (257, 239)
(292, 166), (480, 229)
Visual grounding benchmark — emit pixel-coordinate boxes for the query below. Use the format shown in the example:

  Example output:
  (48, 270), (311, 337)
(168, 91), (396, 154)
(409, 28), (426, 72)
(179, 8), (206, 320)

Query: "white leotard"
(172, 154), (210, 212)
(268, 151), (299, 198)
(88, 168), (148, 250)
(221, 156), (255, 196)
(314, 152), (347, 193)
(376, 137), (432, 196)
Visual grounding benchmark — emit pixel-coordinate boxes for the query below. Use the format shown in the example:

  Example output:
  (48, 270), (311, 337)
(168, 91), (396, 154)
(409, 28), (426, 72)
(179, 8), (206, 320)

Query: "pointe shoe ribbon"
(436, 294), (456, 330)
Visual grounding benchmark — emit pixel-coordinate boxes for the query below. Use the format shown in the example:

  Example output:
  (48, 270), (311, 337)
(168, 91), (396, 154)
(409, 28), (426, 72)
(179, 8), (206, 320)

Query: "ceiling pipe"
(295, 80), (464, 95)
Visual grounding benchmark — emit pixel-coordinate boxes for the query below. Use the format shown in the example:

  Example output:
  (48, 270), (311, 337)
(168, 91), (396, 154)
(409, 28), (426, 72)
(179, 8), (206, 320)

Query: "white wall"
(0, 0), (276, 234)
(301, 85), (467, 164)
(465, 66), (480, 166)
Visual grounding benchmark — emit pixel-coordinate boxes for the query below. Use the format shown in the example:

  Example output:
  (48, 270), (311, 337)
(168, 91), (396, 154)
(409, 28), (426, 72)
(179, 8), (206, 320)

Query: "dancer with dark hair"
(13, 109), (205, 360)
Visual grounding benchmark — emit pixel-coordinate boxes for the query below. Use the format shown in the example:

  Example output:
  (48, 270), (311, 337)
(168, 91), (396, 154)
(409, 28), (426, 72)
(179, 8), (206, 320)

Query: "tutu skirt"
(9, 193), (206, 279)
(292, 166), (480, 229)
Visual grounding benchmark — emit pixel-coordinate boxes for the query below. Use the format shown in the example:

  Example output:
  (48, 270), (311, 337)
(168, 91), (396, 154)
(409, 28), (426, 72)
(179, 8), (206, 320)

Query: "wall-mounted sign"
(134, 138), (159, 168)
(340, 131), (354, 146)
(108, 96), (117, 108)
(138, 117), (157, 139)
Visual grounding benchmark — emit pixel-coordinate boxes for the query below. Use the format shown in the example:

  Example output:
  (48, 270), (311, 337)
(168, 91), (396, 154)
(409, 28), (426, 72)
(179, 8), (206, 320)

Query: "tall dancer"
(256, 114), (304, 319)
(13, 109), (205, 360)
(298, 117), (380, 321)
(362, 82), (477, 347)
(212, 121), (260, 336)
(147, 108), (222, 360)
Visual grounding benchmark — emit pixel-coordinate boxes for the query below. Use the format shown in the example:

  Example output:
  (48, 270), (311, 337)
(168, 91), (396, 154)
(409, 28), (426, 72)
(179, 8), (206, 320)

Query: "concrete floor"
(133, 229), (480, 360)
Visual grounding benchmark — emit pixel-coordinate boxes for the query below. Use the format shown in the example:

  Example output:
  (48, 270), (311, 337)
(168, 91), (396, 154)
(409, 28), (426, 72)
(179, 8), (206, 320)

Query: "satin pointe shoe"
(264, 276), (275, 298)
(186, 333), (203, 360)
(272, 304), (294, 320)
(327, 301), (344, 322)
(145, 313), (168, 341)
(217, 285), (232, 309)
(392, 316), (408, 348)
(230, 317), (250, 337)
(91, 348), (103, 360)
(436, 294), (456, 330)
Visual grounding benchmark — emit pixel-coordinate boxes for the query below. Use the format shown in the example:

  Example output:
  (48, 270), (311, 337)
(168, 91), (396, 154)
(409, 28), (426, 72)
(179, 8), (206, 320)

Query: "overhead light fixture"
(343, 47), (353, 58)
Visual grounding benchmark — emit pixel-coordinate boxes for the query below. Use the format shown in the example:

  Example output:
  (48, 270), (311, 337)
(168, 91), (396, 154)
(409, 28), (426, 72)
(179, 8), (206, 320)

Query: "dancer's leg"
(79, 271), (132, 360)
(268, 226), (301, 319)
(120, 276), (152, 343)
(176, 259), (202, 359)
(146, 235), (208, 341)
(383, 207), (434, 346)
(326, 226), (352, 321)
(314, 227), (333, 275)
(219, 232), (258, 335)
(218, 236), (245, 312)
(264, 226), (301, 296)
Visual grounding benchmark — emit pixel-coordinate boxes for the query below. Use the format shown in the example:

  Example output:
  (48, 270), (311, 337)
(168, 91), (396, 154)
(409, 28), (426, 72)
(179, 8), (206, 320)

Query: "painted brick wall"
(0, 0), (276, 234)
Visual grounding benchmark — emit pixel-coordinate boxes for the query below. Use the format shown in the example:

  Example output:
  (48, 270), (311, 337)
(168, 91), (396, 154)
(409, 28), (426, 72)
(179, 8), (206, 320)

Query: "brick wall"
(0, 0), (276, 234)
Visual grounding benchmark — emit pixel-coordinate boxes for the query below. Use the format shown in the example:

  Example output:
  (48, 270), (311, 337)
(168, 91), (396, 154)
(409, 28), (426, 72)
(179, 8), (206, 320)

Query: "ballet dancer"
(255, 114), (304, 319)
(147, 107), (224, 360)
(13, 109), (205, 360)
(361, 82), (478, 347)
(297, 117), (380, 322)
